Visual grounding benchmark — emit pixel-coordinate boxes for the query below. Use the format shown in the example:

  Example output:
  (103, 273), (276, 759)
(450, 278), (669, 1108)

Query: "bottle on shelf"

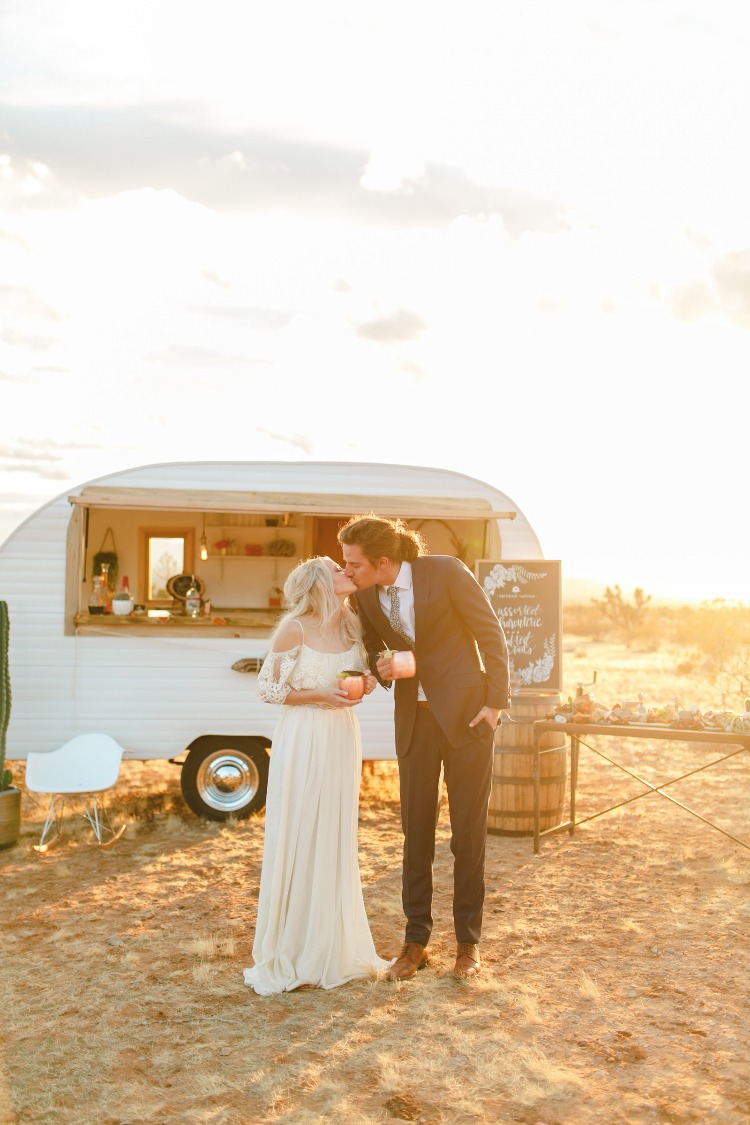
(185, 576), (202, 618)
(99, 562), (113, 613)
(88, 576), (108, 616)
(268, 584), (283, 609)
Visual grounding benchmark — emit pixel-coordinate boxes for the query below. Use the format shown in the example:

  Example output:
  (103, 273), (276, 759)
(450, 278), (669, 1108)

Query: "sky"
(1, 0), (748, 604)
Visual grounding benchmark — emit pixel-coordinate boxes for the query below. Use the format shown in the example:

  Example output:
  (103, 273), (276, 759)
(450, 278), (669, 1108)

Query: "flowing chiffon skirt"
(244, 701), (391, 995)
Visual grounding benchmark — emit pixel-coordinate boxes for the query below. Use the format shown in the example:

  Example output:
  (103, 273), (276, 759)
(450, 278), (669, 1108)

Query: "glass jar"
(185, 577), (202, 618)
(99, 563), (113, 612)
(88, 576), (108, 616)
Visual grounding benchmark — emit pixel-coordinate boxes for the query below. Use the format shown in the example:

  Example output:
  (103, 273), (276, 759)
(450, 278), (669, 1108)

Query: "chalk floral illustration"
(483, 564), (547, 595)
(513, 635), (556, 685)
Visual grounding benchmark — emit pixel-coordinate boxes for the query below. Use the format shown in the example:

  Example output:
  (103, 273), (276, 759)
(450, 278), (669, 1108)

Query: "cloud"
(0, 436), (113, 480)
(0, 104), (568, 234)
(0, 227), (30, 249)
(355, 308), (426, 343)
(256, 427), (315, 455)
(1, 327), (58, 350)
(0, 490), (60, 505)
(144, 345), (270, 370)
(670, 280), (715, 323)
(669, 249), (750, 328)
(713, 250), (750, 328)
(0, 436), (101, 455)
(0, 459), (69, 479)
(0, 284), (62, 321)
(398, 360), (426, 383)
(0, 441), (65, 479)
(190, 305), (294, 332)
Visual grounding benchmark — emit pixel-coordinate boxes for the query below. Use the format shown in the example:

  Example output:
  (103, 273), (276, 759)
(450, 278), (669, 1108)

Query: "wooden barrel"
(487, 691), (567, 837)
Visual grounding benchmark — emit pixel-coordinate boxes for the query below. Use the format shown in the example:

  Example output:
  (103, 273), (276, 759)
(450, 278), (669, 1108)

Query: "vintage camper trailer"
(0, 461), (543, 820)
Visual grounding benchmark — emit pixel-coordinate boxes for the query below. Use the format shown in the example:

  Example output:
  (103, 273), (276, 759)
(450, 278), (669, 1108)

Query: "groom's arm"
(355, 595), (391, 687)
(445, 557), (511, 709)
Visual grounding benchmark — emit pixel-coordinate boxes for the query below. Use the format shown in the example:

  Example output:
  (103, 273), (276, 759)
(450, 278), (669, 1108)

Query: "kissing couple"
(243, 514), (510, 995)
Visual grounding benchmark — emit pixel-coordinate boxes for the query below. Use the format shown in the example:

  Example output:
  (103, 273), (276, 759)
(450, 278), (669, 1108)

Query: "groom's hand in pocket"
(469, 705), (500, 732)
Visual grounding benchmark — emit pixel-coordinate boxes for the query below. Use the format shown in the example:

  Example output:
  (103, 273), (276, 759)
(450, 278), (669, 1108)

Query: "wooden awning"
(69, 486), (516, 521)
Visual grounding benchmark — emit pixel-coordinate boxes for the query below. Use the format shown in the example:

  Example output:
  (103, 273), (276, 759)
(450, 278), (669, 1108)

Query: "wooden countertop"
(73, 609), (281, 638)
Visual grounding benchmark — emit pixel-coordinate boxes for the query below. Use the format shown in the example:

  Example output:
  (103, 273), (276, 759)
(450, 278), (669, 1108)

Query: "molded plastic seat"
(25, 733), (125, 850)
(26, 733), (124, 794)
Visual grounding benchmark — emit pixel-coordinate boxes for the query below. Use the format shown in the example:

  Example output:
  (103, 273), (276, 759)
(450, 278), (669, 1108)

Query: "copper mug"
(385, 649), (416, 679)
(337, 671), (366, 700)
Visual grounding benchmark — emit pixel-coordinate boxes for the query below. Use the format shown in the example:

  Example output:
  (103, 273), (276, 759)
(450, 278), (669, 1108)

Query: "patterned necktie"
(388, 585), (413, 647)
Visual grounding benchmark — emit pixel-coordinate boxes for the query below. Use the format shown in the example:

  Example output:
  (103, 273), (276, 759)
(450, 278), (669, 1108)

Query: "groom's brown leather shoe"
(385, 943), (429, 981)
(454, 942), (481, 979)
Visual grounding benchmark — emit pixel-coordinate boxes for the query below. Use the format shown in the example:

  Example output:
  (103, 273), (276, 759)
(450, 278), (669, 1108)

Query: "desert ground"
(1, 636), (749, 1125)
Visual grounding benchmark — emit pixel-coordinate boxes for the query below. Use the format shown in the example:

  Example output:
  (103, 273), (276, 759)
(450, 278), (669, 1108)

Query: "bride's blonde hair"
(272, 557), (362, 648)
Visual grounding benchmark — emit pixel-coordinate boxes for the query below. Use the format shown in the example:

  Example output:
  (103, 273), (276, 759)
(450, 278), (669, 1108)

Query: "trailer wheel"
(181, 737), (270, 821)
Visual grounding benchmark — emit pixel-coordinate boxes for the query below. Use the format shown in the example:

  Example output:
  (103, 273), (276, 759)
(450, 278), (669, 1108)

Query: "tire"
(181, 736), (270, 821)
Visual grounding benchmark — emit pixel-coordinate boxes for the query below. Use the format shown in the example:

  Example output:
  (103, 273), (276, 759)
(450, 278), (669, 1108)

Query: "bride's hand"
(363, 674), (378, 695)
(323, 687), (360, 708)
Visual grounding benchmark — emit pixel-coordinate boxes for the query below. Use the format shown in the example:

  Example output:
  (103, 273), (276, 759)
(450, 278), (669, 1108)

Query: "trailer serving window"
(66, 483), (517, 635)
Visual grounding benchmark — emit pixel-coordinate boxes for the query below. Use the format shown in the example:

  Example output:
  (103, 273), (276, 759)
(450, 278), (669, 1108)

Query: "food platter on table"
(546, 692), (749, 733)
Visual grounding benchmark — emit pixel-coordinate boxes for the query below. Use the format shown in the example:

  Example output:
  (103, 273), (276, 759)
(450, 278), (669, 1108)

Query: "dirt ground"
(1, 640), (749, 1124)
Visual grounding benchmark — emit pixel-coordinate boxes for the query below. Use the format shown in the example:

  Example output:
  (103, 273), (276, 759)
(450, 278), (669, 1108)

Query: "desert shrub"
(684, 600), (750, 694)
(632, 601), (750, 693)
(563, 602), (613, 641)
(675, 658), (699, 676)
(590, 585), (652, 649)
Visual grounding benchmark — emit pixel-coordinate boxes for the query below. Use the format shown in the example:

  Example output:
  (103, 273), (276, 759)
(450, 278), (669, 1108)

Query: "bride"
(243, 556), (392, 994)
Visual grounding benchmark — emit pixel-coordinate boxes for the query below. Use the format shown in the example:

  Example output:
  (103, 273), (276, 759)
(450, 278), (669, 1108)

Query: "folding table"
(531, 720), (750, 855)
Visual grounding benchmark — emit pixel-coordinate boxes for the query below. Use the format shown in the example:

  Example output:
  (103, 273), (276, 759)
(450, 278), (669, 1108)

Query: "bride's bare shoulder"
(272, 618), (305, 652)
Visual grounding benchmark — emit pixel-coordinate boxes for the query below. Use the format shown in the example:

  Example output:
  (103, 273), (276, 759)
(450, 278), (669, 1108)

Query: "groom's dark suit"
(355, 555), (510, 946)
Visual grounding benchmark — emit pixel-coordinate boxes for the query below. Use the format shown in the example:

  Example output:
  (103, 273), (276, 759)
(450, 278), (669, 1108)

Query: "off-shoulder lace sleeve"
(256, 644), (302, 704)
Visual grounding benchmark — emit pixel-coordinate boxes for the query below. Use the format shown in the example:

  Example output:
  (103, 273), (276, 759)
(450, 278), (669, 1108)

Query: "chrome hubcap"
(196, 750), (260, 812)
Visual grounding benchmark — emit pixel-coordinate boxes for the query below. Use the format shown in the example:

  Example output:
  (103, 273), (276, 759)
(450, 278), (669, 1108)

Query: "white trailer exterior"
(0, 461), (543, 819)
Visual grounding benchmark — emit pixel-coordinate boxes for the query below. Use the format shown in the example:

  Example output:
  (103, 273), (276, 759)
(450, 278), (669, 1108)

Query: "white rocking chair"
(25, 733), (126, 851)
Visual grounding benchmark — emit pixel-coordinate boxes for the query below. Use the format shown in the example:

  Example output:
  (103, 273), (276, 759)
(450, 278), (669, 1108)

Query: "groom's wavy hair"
(338, 515), (427, 565)
(275, 557), (362, 648)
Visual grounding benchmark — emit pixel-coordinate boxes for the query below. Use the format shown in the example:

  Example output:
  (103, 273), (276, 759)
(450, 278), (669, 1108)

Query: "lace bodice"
(256, 642), (367, 705)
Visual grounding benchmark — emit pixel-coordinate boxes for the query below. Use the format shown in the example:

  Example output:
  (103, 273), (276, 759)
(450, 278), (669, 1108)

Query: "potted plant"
(111, 590), (134, 616)
(0, 601), (21, 850)
(267, 538), (296, 557)
(214, 537), (238, 556)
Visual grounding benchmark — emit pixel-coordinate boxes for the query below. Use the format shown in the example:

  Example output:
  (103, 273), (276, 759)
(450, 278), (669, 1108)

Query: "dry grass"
(2, 638), (750, 1123)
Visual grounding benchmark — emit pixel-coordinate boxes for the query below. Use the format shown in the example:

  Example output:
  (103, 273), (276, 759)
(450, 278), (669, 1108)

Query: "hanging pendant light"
(200, 513), (208, 561)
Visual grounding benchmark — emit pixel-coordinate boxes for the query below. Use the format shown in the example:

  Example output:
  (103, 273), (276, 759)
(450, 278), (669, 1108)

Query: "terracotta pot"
(0, 787), (21, 850)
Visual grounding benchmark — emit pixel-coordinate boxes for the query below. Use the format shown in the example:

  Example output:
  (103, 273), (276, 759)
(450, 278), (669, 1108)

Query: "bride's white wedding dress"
(243, 636), (391, 995)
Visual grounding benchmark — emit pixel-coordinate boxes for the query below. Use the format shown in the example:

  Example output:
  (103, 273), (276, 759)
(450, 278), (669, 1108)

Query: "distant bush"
(674, 600), (750, 695)
(590, 585), (652, 649)
(563, 602), (613, 641)
(564, 596), (750, 693)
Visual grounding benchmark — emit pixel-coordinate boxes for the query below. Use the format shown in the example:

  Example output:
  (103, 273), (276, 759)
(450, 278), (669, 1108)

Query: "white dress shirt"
(377, 561), (415, 641)
(377, 561), (426, 701)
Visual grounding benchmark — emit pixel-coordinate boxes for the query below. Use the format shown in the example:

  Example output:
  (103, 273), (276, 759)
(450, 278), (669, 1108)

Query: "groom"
(339, 514), (510, 981)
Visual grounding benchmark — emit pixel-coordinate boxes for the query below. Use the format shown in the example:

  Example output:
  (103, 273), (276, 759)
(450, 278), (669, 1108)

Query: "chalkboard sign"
(475, 560), (562, 692)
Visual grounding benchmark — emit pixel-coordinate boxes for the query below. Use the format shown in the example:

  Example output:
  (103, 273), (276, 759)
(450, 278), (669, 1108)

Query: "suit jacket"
(355, 555), (510, 757)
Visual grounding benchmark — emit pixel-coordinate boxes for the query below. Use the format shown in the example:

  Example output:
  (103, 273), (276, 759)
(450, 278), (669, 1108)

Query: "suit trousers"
(398, 707), (494, 946)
